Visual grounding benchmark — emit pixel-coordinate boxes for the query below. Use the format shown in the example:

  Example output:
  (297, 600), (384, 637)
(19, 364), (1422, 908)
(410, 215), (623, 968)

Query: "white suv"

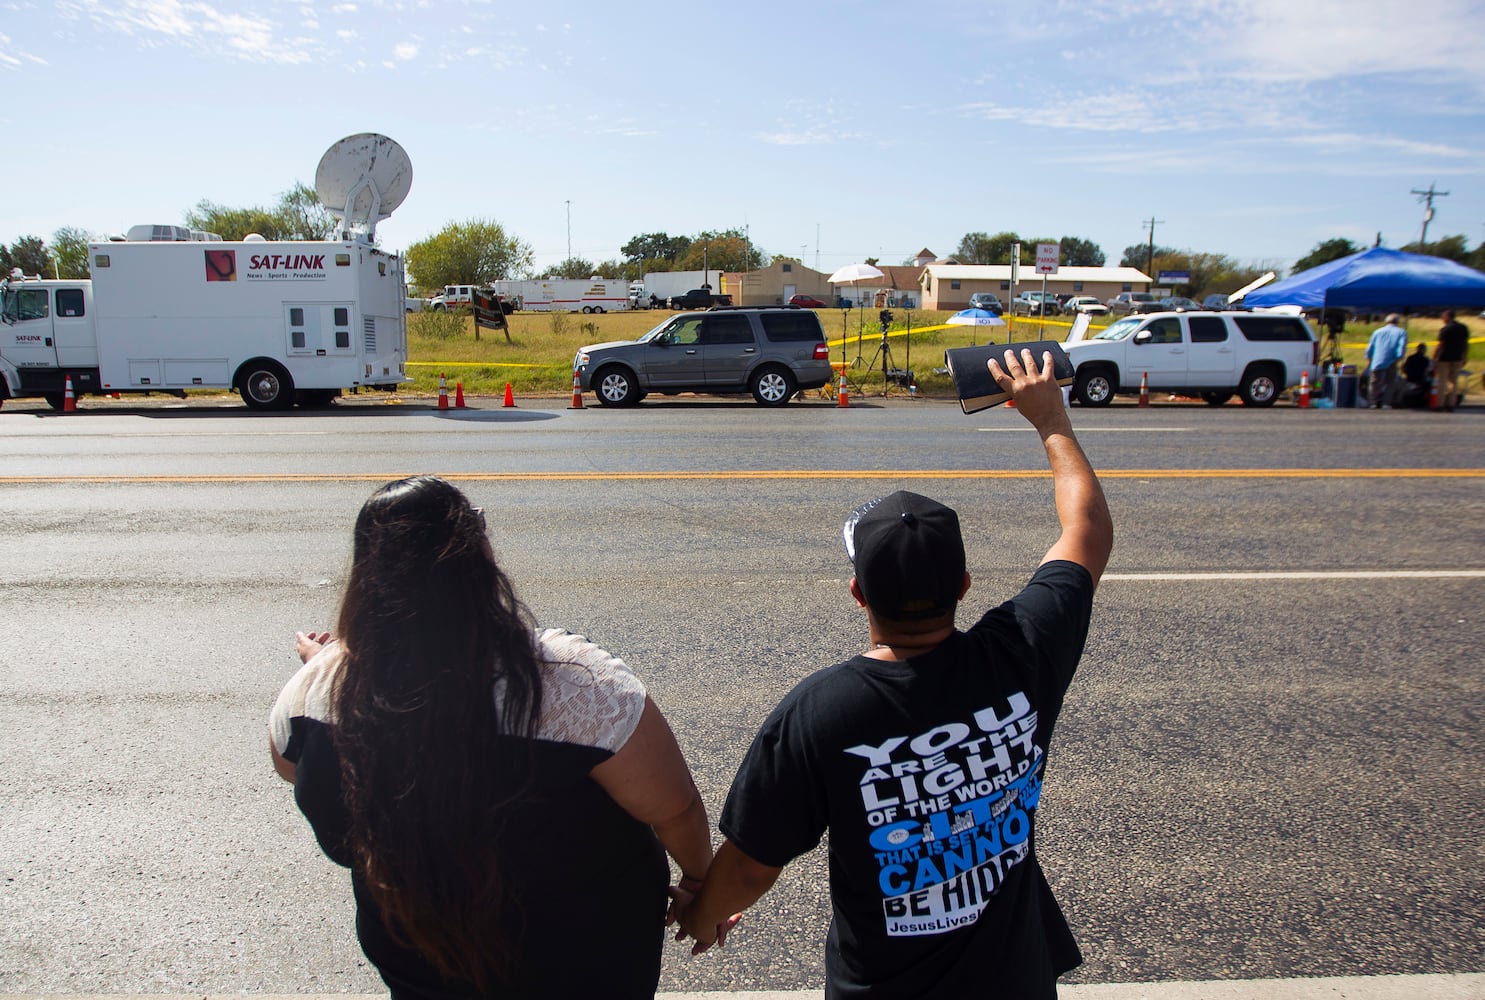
(1065, 311), (1319, 406)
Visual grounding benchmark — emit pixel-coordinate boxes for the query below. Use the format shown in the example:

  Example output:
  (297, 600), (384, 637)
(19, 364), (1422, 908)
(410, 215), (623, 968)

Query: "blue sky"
(5, 0), (1483, 278)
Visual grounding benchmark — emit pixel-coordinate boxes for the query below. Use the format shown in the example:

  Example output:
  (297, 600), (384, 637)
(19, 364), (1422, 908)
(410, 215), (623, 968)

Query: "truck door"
(1, 285), (61, 372)
(1185, 315), (1235, 385)
(1129, 316), (1188, 388)
(643, 315), (706, 387)
(698, 313), (756, 388)
(51, 287), (98, 368)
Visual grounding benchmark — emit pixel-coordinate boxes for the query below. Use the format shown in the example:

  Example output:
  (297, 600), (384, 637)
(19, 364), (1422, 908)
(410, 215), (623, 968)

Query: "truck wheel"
(43, 392), (67, 411)
(1238, 365), (1280, 407)
(1201, 391), (1233, 406)
(751, 365), (797, 406)
(238, 362), (295, 411)
(594, 365), (640, 406)
(1074, 367), (1115, 406)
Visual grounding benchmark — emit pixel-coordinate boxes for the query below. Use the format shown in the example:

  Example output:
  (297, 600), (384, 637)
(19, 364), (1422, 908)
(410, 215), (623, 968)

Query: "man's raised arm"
(988, 347), (1114, 585)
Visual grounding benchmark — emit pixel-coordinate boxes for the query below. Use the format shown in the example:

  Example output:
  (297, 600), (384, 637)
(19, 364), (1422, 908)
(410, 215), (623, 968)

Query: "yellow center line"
(0, 468), (1481, 484)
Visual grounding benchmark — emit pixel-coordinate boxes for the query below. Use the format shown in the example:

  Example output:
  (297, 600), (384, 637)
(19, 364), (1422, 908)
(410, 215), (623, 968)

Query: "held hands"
(665, 877), (742, 956)
(987, 347), (1071, 432)
(295, 630), (333, 664)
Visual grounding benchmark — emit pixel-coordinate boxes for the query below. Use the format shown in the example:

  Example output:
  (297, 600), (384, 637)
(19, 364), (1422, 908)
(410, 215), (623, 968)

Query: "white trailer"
(640, 270), (711, 304)
(492, 277), (630, 313)
(0, 235), (410, 411)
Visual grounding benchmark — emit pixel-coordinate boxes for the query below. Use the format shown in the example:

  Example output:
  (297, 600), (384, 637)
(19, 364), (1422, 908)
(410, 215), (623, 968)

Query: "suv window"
(1143, 317), (1183, 344)
(1234, 316), (1312, 341)
(1188, 316), (1228, 343)
(702, 314), (753, 345)
(663, 316), (704, 345)
(760, 311), (824, 342)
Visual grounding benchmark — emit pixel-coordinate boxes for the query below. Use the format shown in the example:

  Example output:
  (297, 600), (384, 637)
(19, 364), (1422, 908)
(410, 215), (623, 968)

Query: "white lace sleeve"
(530, 627), (648, 753)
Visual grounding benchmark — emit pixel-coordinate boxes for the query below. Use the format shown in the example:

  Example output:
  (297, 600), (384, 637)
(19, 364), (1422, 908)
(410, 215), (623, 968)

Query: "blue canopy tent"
(1243, 246), (1485, 310)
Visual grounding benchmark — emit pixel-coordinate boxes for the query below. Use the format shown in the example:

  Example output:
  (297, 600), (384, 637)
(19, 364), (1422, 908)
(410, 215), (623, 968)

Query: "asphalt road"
(0, 394), (1481, 994)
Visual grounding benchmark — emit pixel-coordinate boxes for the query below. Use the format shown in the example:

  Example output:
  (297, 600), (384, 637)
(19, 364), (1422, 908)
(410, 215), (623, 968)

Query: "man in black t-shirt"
(676, 348), (1114, 998)
(1433, 310), (1471, 411)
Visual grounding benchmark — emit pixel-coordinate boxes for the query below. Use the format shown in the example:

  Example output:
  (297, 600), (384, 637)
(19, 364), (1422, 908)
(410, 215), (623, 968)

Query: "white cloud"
(392, 41), (417, 60)
(758, 130), (841, 146)
(56, 0), (318, 63)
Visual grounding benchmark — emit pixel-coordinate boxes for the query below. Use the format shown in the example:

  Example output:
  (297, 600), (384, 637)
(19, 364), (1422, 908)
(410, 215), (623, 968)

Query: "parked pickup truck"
(670, 287), (733, 310)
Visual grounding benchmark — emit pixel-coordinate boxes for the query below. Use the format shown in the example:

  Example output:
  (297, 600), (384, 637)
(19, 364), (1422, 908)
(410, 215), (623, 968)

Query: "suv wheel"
(750, 365), (796, 406)
(1074, 367), (1115, 406)
(1238, 365), (1280, 407)
(594, 365), (641, 406)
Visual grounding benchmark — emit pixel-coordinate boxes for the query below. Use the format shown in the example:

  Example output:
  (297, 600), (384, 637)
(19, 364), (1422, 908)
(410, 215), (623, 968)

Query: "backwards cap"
(843, 490), (965, 621)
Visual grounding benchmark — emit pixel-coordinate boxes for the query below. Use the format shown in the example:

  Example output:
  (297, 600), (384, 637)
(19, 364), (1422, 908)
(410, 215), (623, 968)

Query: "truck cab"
(0, 273), (101, 407)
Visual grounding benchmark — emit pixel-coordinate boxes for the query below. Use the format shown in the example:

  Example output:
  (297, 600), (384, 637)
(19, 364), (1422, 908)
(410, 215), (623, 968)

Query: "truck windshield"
(1091, 317), (1142, 342)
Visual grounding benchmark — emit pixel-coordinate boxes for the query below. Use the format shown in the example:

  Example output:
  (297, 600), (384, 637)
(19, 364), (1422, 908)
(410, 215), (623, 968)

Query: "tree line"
(7, 183), (1484, 304)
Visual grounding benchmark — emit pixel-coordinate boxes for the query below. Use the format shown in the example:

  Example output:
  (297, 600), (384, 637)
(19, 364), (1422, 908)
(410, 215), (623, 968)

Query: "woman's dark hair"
(331, 476), (541, 989)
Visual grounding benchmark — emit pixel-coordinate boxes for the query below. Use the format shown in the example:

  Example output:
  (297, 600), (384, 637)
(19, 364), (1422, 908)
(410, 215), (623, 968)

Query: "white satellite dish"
(314, 133), (412, 241)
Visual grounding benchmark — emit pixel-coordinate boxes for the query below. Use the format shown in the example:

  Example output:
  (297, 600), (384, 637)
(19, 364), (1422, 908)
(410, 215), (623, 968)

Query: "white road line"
(658, 973), (1485, 998)
(9, 976), (1479, 1000)
(1104, 570), (1485, 581)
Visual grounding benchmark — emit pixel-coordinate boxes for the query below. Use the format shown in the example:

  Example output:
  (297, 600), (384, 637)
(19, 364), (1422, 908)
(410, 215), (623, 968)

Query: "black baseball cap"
(843, 491), (965, 621)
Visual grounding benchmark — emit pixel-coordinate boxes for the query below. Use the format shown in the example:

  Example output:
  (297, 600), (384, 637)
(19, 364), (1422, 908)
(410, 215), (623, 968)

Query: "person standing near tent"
(1365, 314), (1409, 408)
(1432, 309), (1471, 411)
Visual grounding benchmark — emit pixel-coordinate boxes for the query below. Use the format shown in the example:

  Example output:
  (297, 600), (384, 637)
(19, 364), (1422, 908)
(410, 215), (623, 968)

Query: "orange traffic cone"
(1427, 379), (1440, 410)
(455, 381), (467, 408)
(837, 372), (849, 408)
(569, 368), (585, 409)
(502, 383), (516, 408)
(437, 373), (449, 410)
(1138, 371), (1149, 407)
(64, 374), (77, 413)
(1297, 371), (1311, 408)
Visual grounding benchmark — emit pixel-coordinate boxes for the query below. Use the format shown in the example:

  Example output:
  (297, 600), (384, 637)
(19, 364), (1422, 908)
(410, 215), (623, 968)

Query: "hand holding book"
(943, 340), (1074, 414)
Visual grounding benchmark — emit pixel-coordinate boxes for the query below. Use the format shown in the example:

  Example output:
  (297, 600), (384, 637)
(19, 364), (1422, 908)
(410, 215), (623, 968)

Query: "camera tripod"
(864, 319), (914, 397)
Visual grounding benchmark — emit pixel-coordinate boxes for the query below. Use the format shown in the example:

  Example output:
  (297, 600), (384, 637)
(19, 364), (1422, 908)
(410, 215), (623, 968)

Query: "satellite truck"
(0, 133), (414, 411)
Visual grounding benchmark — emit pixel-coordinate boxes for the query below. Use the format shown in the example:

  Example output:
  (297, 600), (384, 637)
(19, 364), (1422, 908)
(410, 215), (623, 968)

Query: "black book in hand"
(943, 341), (1075, 414)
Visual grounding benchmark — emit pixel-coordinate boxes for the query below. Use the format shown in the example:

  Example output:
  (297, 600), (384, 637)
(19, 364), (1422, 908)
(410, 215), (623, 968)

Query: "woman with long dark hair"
(269, 476), (715, 997)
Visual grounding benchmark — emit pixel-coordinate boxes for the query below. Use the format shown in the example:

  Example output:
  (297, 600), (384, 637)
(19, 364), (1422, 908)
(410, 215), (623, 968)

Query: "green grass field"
(402, 309), (1485, 399)
(405, 308), (1102, 398)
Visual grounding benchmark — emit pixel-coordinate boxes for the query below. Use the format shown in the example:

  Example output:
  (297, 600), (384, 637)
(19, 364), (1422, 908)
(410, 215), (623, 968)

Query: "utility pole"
(1143, 216), (1164, 275)
(1411, 183), (1449, 248)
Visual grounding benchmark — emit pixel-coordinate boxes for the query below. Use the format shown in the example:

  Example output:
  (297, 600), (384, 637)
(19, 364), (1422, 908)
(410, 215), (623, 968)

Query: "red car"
(788, 294), (827, 308)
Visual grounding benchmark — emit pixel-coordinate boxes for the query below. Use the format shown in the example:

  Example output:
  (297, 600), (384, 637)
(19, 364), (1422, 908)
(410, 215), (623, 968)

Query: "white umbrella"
(946, 307), (1006, 345)
(827, 262), (886, 285)
(827, 263), (887, 363)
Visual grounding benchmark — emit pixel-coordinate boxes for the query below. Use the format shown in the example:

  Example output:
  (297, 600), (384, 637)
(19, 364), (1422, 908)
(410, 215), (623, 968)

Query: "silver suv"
(574, 307), (834, 407)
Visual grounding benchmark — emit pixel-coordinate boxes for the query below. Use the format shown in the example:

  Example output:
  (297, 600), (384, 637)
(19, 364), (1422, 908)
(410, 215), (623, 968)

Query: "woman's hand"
(668, 880), (741, 956)
(295, 631), (333, 664)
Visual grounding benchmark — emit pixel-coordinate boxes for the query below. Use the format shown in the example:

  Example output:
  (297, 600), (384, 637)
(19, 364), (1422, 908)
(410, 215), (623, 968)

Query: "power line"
(1143, 217), (1164, 274)
(1410, 183), (1449, 247)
